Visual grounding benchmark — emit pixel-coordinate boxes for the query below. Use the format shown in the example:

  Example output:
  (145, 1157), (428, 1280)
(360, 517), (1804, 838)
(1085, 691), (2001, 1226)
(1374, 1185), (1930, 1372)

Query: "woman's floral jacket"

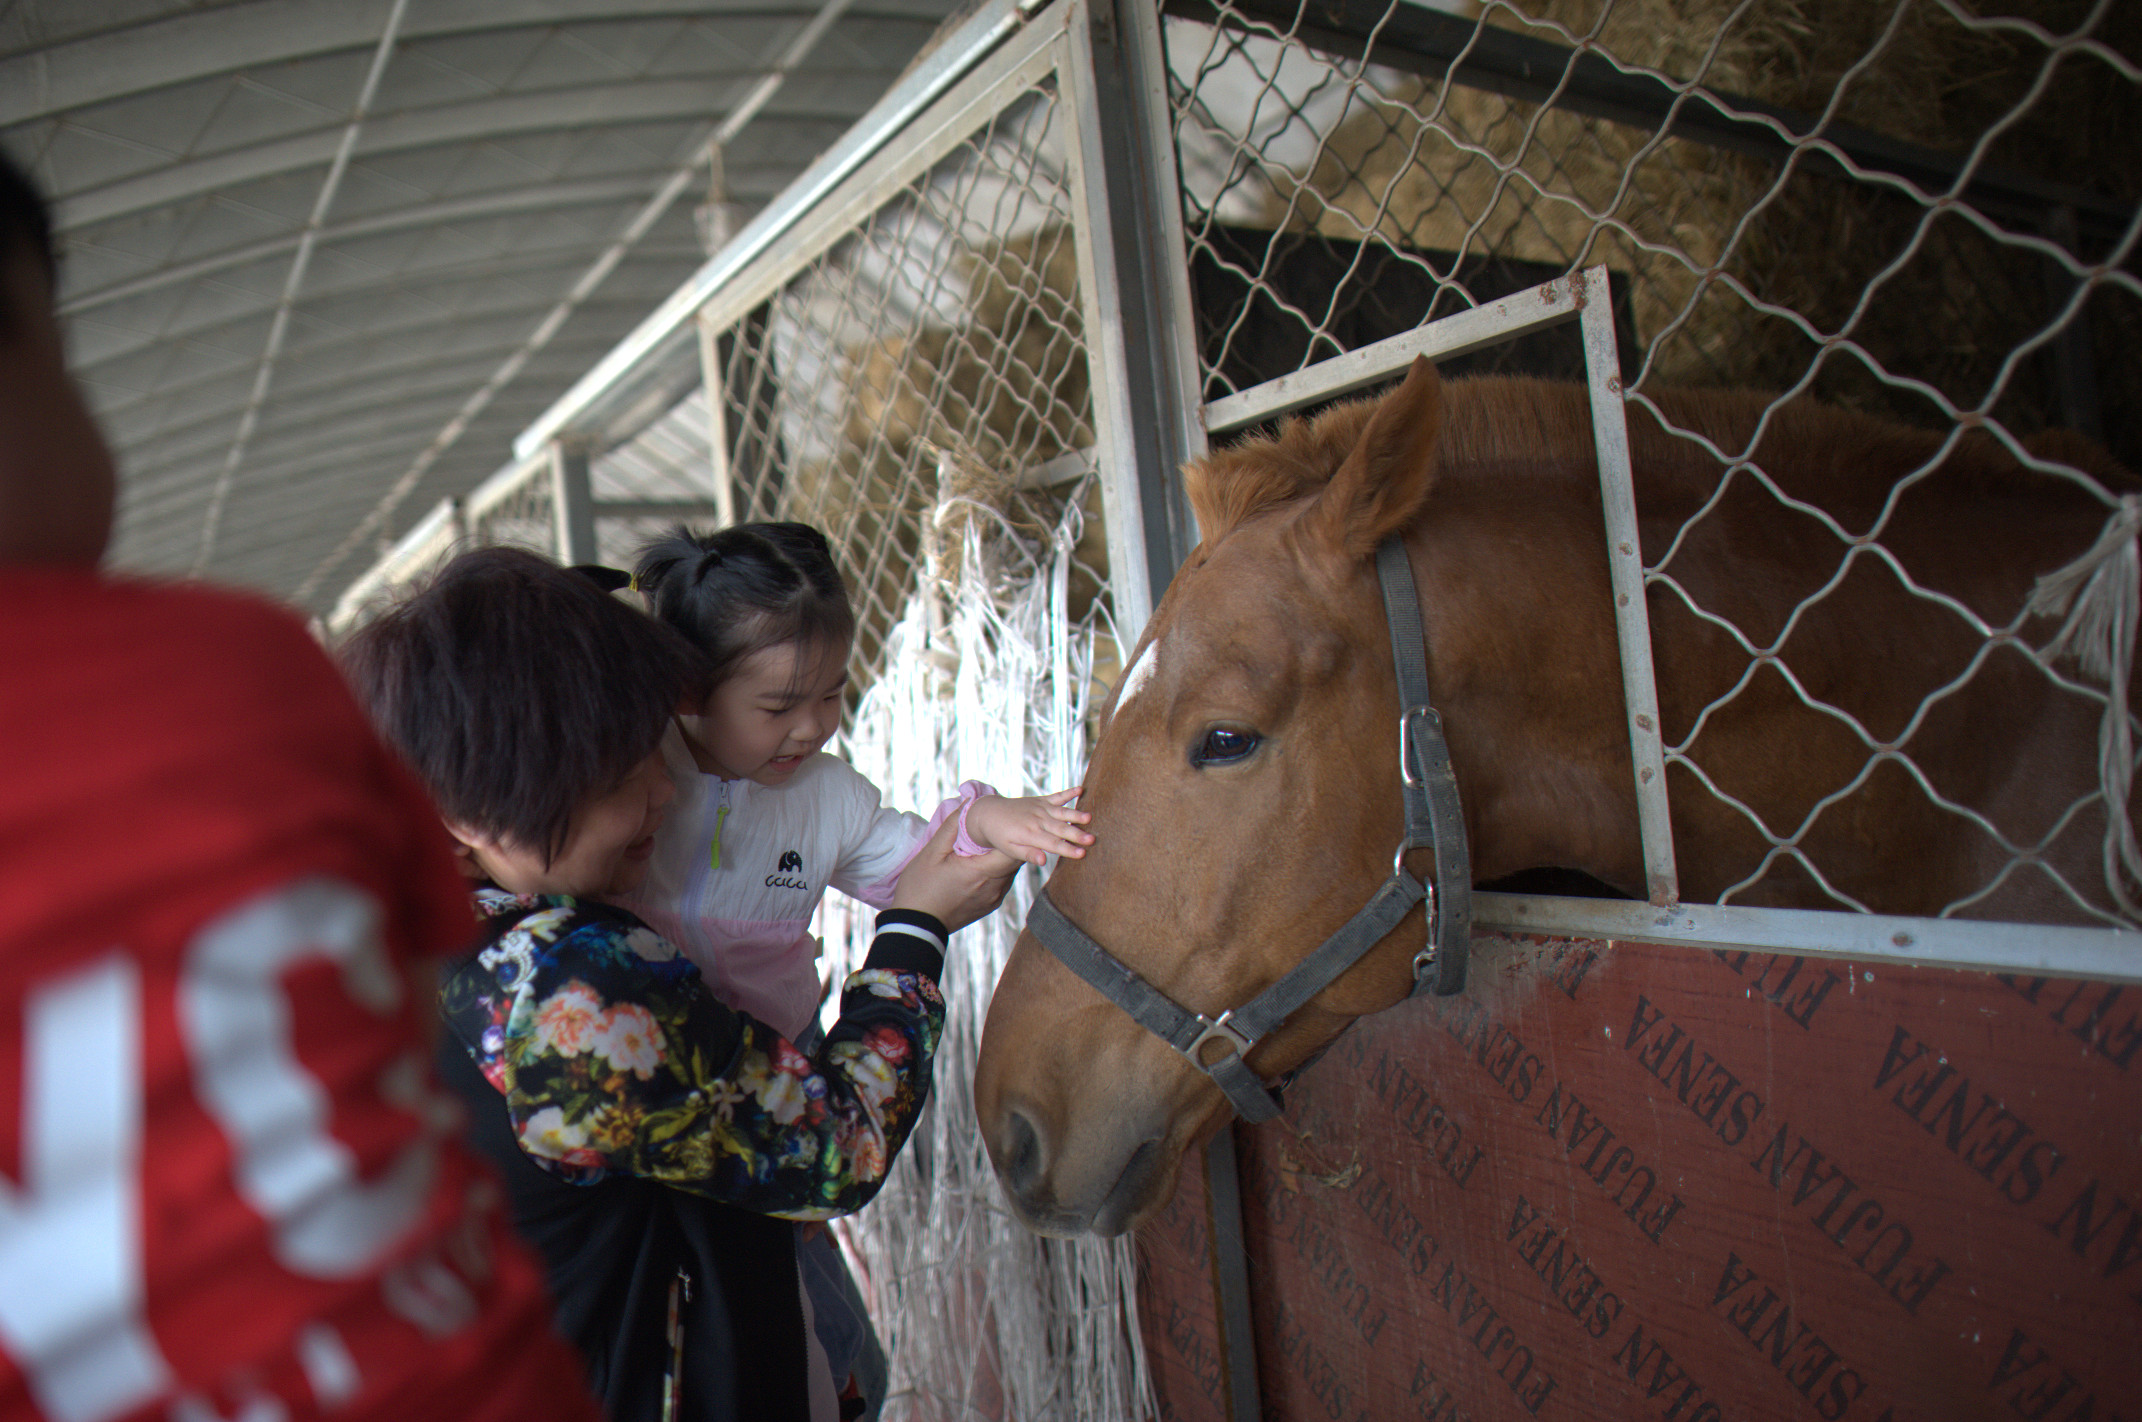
(440, 887), (946, 1220)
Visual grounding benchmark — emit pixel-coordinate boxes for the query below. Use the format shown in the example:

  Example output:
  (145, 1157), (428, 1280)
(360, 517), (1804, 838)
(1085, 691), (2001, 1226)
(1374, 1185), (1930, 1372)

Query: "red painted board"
(1137, 931), (2142, 1422)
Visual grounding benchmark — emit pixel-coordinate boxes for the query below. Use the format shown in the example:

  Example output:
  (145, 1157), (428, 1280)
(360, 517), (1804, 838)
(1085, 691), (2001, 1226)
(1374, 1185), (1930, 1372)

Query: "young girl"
(338, 546), (1020, 1422)
(620, 522), (1089, 1417)
(617, 521), (1093, 1042)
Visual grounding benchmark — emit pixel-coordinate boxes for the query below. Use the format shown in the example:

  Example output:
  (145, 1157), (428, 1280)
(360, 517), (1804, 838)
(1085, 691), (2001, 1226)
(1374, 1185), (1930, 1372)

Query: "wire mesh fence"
(589, 388), (723, 570)
(329, 38), (1147, 1418)
(327, 0), (2142, 934)
(1164, 0), (2142, 926)
(690, 65), (1143, 1422)
(323, 397), (707, 631)
(708, 85), (1118, 707)
(818, 478), (1137, 1421)
(466, 474), (556, 560)
(322, 452), (561, 632)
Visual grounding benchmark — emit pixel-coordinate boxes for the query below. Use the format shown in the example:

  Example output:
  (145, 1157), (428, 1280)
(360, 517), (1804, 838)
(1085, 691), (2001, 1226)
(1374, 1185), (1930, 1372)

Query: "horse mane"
(1182, 405), (1356, 543)
(1184, 377), (1641, 544)
(1182, 375), (2130, 547)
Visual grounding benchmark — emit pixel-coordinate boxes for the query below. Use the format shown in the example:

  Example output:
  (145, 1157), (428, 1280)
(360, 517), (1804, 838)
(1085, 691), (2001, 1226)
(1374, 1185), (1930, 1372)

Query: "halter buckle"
(1394, 704), (1441, 874)
(1399, 704), (1439, 786)
(1184, 1011), (1257, 1068)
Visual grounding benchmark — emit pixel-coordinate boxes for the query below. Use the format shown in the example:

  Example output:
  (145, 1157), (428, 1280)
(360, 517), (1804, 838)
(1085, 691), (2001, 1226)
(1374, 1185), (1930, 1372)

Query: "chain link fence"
(322, 450), (560, 632)
(1165, 0), (2142, 927)
(689, 65), (1141, 1422)
(708, 86), (1117, 706)
(329, 26), (1146, 1417)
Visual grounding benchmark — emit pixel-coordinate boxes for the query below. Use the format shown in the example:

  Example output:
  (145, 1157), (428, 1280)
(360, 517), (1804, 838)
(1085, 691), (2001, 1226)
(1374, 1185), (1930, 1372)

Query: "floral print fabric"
(441, 888), (944, 1220)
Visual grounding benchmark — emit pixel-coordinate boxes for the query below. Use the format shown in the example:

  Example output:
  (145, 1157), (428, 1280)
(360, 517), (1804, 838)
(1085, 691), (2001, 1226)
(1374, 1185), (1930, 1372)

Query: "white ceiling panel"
(5, 0), (963, 604)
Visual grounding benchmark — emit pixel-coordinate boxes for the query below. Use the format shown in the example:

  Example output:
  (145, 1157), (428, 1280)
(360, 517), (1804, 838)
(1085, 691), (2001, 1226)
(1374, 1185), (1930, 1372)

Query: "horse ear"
(1305, 355), (1442, 558)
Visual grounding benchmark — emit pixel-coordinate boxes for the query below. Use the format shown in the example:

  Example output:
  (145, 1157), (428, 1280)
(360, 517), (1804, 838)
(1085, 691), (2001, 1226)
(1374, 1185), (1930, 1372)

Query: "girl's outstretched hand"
(965, 786), (1093, 867)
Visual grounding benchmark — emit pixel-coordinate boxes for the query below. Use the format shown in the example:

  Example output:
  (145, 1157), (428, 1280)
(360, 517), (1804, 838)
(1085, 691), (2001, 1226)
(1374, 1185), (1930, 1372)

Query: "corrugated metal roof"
(4, 0), (962, 608)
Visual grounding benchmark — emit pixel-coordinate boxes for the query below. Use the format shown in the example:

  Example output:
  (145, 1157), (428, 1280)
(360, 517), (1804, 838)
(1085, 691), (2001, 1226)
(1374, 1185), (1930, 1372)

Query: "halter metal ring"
(1184, 1010), (1257, 1068)
(1395, 837), (1440, 878)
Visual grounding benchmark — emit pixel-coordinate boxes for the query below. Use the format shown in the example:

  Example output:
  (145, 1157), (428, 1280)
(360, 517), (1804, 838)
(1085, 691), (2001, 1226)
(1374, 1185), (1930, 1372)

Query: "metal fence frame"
(1204, 270), (2142, 986)
(1156, 0), (2142, 983)
(333, 0), (2141, 975)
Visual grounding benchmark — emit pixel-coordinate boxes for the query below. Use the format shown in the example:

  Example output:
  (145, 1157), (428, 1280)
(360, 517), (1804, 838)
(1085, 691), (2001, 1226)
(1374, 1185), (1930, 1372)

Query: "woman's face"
(451, 749), (675, 897)
(684, 639), (848, 786)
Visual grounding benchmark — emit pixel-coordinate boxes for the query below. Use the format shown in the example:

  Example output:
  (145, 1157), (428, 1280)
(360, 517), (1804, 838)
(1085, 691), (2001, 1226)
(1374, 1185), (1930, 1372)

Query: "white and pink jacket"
(615, 721), (988, 1039)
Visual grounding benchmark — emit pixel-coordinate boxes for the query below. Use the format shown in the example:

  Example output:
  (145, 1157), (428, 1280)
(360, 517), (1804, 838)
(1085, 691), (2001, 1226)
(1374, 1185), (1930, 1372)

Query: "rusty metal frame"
(1580, 279), (1680, 907)
(1064, 0), (1207, 640)
(1479, 892), (2142, 986)
(1200, 267), (1679, 895)
(1070, 2), (1257, 1415)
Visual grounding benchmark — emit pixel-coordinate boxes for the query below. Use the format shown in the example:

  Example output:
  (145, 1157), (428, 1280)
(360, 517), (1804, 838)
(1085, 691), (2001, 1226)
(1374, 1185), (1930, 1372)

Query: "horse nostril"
(999, 1107), (1047, 1196)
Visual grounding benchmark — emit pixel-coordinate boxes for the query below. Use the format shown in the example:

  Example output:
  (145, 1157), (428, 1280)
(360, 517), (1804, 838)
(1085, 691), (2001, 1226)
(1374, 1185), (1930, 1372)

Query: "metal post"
(1580, 268), (1678, 906)
(696, 311), (738, 528)
(549, 438), (598, 566)
(1201, 1126), (1263, 1422)
(1110, 0), (1209, 481)
(1061, 0), (1208, 644)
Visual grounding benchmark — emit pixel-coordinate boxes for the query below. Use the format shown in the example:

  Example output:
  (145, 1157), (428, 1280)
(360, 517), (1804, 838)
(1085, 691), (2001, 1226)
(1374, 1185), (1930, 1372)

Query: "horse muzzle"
(976, 929), (1216, 1236)
(985, 1093), (1177, 1237)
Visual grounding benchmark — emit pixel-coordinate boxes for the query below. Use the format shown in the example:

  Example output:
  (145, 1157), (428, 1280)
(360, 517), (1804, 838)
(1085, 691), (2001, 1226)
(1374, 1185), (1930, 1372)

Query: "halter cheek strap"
(1380, 537), (1472, 997)
(1022, 537), (1471, 1125)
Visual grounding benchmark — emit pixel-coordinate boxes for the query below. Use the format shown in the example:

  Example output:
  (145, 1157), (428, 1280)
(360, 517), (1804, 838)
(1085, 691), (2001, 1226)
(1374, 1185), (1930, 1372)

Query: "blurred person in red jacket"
(0, 149), (602, 1422)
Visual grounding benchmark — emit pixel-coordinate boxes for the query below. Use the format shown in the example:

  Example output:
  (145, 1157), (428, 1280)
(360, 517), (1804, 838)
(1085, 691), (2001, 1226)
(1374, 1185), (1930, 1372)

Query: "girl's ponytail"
(631, 522), (855, 693)
(629, 534), (697, 604)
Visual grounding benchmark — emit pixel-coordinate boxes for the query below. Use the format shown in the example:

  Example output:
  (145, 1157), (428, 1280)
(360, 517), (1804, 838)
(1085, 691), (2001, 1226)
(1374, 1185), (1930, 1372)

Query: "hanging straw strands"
(817, 473), (1147, 1421)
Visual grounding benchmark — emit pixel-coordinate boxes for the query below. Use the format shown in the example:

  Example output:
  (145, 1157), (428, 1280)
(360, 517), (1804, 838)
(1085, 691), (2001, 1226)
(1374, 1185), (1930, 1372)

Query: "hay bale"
(1244, 0), (2140, 455)
(775, 226), (1112, 695)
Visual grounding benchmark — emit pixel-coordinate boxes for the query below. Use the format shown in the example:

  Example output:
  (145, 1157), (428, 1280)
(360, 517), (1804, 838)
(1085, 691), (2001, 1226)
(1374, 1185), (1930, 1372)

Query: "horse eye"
(1193, 728), (1260, 767)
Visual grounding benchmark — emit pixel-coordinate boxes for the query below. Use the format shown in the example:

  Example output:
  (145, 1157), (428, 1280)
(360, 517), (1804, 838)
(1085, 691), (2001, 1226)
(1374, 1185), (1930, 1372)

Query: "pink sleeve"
(856, 780), (996, 905)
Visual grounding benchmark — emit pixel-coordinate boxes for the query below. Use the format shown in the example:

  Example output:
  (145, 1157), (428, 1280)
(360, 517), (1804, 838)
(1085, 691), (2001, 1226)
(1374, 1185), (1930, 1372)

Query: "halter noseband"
(1022, 537), (1471, 1124)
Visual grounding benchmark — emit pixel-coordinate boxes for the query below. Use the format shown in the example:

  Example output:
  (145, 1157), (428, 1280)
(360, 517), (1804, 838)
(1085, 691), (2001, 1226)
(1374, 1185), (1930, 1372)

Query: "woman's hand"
(893, 811), (1023, 930)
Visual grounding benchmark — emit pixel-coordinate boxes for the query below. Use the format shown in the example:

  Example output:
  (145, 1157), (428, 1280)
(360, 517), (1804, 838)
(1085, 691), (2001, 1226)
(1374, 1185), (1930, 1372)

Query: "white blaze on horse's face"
(1113, 636), (1160, 717)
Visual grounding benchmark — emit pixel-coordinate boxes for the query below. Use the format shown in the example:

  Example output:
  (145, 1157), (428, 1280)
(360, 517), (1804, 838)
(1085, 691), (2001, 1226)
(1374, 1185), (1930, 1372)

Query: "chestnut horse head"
(974, 357), (2132, 1236)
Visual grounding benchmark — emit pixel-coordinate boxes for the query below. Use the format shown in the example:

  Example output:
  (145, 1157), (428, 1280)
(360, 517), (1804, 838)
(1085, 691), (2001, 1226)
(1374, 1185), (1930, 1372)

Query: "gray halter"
(1022, 537), (1471, 1124)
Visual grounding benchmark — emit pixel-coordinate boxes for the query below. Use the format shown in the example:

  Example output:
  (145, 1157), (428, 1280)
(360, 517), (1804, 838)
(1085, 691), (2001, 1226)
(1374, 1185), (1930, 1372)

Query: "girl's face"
(450, 749), (675, 897)
(686, 639), (848, 786)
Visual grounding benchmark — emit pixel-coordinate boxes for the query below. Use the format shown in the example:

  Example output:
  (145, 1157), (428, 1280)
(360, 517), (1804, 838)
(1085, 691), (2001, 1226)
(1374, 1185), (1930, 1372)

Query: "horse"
(971, 356), (2139, 1237)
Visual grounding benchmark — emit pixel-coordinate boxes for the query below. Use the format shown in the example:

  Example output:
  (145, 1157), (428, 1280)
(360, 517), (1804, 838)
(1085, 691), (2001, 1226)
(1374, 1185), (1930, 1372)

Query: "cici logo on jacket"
(765, 850), (807, 890)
